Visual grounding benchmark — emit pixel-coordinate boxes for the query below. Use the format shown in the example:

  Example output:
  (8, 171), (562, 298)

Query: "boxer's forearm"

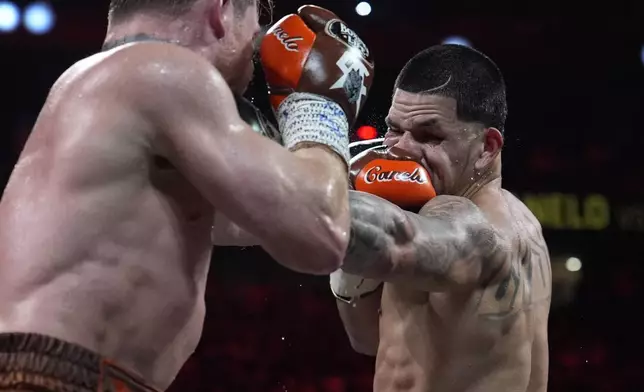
(342, 191), (506, 289)
(336, 286), (382, 356)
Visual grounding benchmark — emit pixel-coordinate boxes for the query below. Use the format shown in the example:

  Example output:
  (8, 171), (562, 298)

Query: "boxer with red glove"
(213, 5), (375, 247)
(331, 45), (550, 392)
(260, 5), (374, 166)
(330, 144), (437, 303)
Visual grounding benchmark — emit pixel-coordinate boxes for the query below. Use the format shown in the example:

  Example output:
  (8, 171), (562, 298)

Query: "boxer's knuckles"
(349, 147), (437, 210)
(354, 159), (435, 207)
(260, 5), (374, 124)
(259, 14), (316, 110)
(298, 5), (371, 62)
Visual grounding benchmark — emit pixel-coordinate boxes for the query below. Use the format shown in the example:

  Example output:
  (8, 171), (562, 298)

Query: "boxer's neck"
(103, 11), (214, 53)
(458, 158), (502, 199)
(102, 34), (179, 51)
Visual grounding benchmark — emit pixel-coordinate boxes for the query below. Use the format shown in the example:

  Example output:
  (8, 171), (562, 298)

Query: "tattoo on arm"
(342, 191), (504, 289)
(478, 207), (551, 319)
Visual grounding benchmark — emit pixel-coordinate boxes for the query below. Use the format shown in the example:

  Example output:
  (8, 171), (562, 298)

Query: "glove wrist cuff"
(331, 285), (382, 304)
(277, 93), (350, 167)
(329, 269), (383, 304)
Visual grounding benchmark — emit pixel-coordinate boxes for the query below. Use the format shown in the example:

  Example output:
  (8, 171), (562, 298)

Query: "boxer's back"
(376, 189), (551, 392)
(0, 45), (213, 389)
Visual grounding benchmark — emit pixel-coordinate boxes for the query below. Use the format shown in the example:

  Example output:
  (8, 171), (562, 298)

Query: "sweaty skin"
(0, 42), (350, 390)
(336, 91), (551, 392)
(345, 190), (551, 392)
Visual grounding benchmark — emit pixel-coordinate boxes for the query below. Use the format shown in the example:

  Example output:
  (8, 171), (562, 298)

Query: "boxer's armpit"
(343, 192), (508, 290)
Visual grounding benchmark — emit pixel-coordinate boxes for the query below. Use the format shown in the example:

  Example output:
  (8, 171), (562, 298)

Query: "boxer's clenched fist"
(350, 146), (437, 211)
(260, 5), (374, 125)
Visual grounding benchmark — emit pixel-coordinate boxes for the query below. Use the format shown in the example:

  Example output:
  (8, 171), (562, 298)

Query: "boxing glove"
(234, 94), (282, 144)
(260, 6), (375, 166)
(330, 269), (382, 304)
(350, 146), (437, 212)
(260, 5), (374, 125)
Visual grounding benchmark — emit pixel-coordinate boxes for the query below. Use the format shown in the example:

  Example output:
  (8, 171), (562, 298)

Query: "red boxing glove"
(350, 146), (437, 211)
(260, 5), (374, 125)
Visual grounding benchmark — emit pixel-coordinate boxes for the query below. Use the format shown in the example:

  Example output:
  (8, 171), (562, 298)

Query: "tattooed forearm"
(343, 191), (505, 289)
(342, 193), (411, 277)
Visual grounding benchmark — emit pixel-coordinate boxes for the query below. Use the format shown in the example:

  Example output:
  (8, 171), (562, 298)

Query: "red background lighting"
(356, 125), (378, 140)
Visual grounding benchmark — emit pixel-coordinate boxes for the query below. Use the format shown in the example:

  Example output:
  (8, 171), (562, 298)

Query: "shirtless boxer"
(0, 0), (373, 390)
(330, 44), (552, 392)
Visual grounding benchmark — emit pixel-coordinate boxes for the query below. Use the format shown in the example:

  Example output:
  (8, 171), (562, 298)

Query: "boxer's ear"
(209, 0), (228, 39)
(474, 127), (503, 171)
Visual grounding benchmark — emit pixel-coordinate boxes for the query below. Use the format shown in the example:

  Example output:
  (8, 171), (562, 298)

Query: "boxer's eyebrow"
(415, 118), (439, 128)
(384, 117), (398, 128)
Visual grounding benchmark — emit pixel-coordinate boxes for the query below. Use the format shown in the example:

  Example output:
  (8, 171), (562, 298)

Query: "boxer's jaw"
(453, 126), (503, 198)
(209, 0), (259, 91)
(451, 147), (502, 199)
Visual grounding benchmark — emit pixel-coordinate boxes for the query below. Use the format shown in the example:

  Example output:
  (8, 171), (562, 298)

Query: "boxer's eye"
(417, 132), (443, 144)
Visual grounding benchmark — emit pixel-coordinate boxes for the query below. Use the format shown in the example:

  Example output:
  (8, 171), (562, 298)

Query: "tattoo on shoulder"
(477, 207), (551, 319)
(413, 196), (504, 286)
(419, 196), (478, 219)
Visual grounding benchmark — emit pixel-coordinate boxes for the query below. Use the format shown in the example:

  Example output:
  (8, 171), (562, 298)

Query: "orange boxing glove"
(350, 146), (437, 211)
(260, 5), (374, 125)
(259, 5), (374, 166)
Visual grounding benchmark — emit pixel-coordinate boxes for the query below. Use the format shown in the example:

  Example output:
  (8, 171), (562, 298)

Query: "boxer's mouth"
(420, 160), (440, 193)
(419, 158), (433, 178)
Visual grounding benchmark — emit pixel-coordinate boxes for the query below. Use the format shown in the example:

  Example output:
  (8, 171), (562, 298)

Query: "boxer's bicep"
(404, 197), (508, 289)
(130, 49), (348, 274)
(343, 193), (507, 290)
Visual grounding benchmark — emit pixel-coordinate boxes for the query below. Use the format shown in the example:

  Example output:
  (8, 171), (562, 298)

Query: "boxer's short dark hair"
(395, 44), (507, 134)
(109, 0), (262, 20)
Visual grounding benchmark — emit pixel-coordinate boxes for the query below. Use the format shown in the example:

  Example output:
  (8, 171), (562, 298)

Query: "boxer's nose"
(392, 132), (423, 162)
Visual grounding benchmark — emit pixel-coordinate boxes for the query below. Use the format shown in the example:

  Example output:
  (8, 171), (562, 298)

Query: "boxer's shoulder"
(51, 42), (225, 110)
(81, 43), (236, 142)
(475, 189), (542, 240)
(102, 43), (227, 101)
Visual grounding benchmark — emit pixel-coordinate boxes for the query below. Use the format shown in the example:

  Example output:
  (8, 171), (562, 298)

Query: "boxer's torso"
(375, 188), (551, 392)
(0, 44), (216, 390)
